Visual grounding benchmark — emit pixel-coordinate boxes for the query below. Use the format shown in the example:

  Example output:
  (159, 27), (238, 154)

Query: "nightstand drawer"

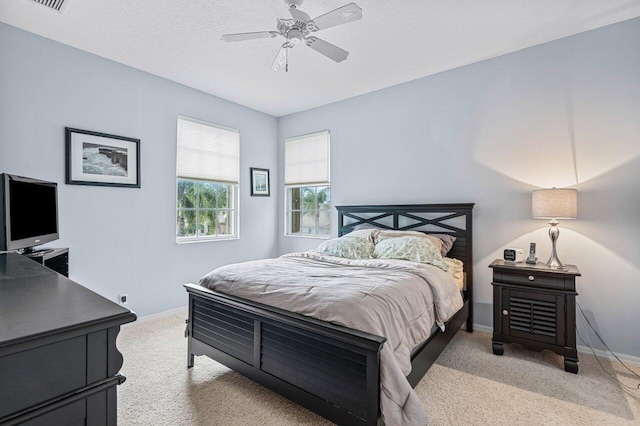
(498, 271), (566, 290)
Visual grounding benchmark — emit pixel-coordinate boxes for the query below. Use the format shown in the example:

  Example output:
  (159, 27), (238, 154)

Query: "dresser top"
(0, 253), (136, 347)
(489, 259), (581, 276)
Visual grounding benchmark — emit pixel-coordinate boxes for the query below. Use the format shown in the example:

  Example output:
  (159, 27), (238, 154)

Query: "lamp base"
(546, 219), (567, 270)
(546, 257), (567, 270)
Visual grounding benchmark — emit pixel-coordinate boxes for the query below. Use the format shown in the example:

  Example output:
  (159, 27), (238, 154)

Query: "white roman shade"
(285, 131), (330, 185)
(177, 116), (239, 184)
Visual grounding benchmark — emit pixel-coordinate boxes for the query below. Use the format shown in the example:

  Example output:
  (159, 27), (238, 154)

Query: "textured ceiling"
(1, 0), (640, 116)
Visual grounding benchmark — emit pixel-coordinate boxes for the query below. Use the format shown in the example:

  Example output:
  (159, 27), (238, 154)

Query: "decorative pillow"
(314, 236), (375, 260)
(373, 236), (448, 271)
(343, 228), (380, 243)
(432, 234), (457, 257)
(376, 230), (443, 255)
(444, 257), (464, 290)
(376, 230), (456, 257)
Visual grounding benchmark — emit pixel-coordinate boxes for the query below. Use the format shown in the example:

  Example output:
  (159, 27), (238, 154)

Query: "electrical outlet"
(118, 293), (128, 305)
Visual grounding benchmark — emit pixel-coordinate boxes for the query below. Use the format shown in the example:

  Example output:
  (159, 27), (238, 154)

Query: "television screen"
(10, 180), (58, 241)
(3, 176), (58, 250)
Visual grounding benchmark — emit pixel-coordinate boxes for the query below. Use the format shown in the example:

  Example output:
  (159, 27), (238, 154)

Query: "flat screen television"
(1, 173), (59, 253)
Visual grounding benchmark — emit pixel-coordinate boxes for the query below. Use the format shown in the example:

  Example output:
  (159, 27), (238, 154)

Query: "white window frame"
(176, 116), (239, 243)
(284, 131), (331, 239)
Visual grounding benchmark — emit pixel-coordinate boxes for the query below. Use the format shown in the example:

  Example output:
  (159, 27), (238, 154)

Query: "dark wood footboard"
(185, 283), (386, 426)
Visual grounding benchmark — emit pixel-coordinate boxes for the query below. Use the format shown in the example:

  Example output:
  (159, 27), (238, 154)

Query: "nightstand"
(489, 259), (581, 373)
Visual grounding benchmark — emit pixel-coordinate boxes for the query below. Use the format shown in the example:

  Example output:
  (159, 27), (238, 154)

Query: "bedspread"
(199, 252), (463, 425)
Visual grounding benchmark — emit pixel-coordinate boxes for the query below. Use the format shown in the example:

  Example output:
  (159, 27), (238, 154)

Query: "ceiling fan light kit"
(221, 0), (362, 72)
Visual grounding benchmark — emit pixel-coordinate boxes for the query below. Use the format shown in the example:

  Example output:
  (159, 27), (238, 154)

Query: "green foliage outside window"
(288, 185), (330, 236)
(177, 179), (234, 239)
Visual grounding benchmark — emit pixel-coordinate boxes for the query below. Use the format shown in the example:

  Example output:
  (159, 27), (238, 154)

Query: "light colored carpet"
(117, 310), (640, 425)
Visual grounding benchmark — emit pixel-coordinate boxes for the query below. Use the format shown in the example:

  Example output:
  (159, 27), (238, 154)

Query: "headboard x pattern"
(336, 203), (475, 299)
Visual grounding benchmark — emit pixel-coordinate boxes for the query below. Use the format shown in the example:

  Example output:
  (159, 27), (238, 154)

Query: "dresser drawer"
(21, 399), (86, 426)
(0, 336), (87, 418)
(497, 270), (567, 290)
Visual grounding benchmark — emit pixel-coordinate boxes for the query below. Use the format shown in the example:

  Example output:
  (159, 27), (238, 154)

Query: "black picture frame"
(250, 167), (270, 197)
(65, 127), (140, 188)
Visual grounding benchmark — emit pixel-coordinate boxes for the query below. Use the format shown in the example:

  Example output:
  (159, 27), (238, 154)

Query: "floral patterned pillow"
(374, 236), (449, 271)
(314, 236), (375, 259)
(376, 230), (444, 257)
(343, 229), (380, 243)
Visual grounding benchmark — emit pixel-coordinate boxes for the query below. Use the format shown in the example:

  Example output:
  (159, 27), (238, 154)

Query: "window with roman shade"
(285, 131), (331, 237)
(176, 116), (239, 241)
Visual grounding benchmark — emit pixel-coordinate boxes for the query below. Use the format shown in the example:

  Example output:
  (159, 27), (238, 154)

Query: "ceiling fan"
(221, 0), (362, 72)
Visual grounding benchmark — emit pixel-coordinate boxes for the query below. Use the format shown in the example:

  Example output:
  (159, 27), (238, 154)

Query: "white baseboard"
(125, 306), (188, 326)
(471, 323), (640, 366)
(576, 344), (640, 366)
(472, 324), (493, 333)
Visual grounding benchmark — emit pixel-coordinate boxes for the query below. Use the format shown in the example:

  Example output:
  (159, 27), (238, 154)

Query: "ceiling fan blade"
(271, 44), (289, 72)
(306, 37), (349, 62)
(221, 31), (279, 42)
(289, 7), (311, 22)
(310, 3), (362, 31)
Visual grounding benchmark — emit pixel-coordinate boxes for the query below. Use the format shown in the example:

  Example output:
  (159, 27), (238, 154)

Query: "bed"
(184, 203), (474, 425)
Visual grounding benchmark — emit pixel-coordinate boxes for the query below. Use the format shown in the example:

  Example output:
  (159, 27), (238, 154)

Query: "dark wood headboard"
(336, 203), (474, 301)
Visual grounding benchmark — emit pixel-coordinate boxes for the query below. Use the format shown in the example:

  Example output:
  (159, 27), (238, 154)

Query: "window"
(176, 116), (239, 241)
(285, 131), (330, 237)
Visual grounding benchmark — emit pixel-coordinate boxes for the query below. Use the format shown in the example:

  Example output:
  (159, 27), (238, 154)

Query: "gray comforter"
(199, 251), (463, 425)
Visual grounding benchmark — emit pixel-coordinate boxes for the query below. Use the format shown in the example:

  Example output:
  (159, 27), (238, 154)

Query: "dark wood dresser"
(0, 253), (136, 425)
(490, 259), (581, 373)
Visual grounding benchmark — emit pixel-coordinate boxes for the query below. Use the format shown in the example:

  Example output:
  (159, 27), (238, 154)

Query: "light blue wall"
(2, 18), (639, 358)
(277, 18), (640, 357)
(0, 23), (279, 317)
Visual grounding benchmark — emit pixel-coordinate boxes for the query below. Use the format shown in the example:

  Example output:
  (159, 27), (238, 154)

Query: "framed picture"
(66, 128), (140, 188)
(250, 167), (270, 197)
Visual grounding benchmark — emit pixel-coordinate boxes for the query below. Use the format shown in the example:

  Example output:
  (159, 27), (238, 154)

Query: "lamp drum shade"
(532, 188), (578, 219)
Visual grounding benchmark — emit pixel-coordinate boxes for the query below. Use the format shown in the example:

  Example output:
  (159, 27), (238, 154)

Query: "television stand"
(21, 247), (54, 255)
(24, 247), (69, 277)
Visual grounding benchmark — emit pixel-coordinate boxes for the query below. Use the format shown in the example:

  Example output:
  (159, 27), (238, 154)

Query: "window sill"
(176, 236), (239, 244)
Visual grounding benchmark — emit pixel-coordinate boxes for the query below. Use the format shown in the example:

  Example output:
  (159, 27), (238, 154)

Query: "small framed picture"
(66, 128), (140, 188)
(250, 167), (270, 197)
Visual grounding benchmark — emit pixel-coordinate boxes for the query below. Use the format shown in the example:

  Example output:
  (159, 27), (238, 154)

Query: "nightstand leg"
(492, 341), (504, 356)
(564, 357), (578, 374)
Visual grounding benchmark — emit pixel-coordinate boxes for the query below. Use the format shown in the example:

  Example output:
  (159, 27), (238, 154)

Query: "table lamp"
(532, 188), (578, 269)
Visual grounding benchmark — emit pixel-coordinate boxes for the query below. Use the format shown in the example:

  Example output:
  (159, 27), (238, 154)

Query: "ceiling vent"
(32, 0), (70, 13)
